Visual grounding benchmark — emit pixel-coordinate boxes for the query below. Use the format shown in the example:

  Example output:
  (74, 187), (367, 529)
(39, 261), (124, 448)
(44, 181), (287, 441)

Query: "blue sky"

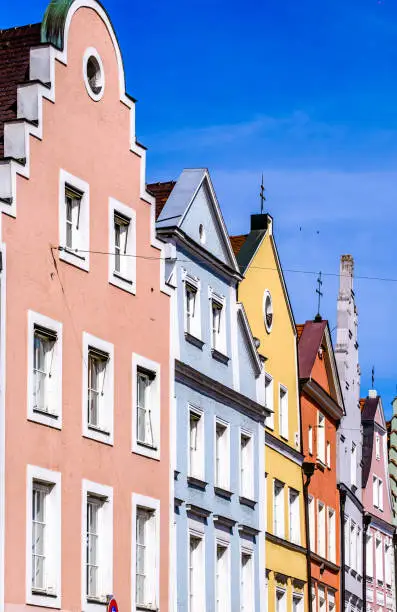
(3, 0), (397, 417)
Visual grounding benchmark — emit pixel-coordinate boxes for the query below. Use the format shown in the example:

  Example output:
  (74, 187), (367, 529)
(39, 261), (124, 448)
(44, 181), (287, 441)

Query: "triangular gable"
(236, 303), (262, 378)
(156, 168), (240, 274)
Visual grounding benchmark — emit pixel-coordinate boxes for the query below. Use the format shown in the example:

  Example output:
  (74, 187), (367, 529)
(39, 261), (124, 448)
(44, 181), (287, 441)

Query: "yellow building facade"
(231, 214), (308, 612)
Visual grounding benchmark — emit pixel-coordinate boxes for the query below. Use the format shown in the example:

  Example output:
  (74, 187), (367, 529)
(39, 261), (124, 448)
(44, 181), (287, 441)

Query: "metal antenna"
(260, 174), (266, 214)
(372, 366), (375, 389)
(315, 272), (323, 321)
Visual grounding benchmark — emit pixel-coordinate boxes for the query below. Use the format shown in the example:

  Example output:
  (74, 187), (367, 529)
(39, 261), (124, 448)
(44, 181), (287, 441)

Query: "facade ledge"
(238, 523), (260, 537)
(211, 349), (230, 365)
(187, 476), (208, 491)
(214, 486), (233, 500)
(185, 332), (204, 350)
(310, 551), (340, 573)
(300, 377), (344, 421)
(265, 531), (307, 555)
(213, 515), (237, 530)
(186, 503), (211, 519)
(265, 430), (304, 466)
(239, 495), (257, 509)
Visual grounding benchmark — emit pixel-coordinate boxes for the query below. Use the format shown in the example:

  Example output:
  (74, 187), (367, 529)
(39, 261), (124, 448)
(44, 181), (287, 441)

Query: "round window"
(263, 290), (273, 333)
(83, 48), (105, 101)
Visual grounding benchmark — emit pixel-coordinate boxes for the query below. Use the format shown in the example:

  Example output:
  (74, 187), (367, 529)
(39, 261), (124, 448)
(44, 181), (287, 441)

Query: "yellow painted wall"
(237, 225), (308, 611)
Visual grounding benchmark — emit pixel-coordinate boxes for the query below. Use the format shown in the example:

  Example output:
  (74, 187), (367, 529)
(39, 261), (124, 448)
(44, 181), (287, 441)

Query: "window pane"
(32, 486), (46, 590)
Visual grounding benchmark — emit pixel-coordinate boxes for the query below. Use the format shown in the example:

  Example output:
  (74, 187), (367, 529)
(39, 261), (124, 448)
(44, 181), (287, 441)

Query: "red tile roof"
(146, 181), (176, 221)
(0, 24), (41, 159)
(230, 234), (247, 257)
(297, 319), (327, 379)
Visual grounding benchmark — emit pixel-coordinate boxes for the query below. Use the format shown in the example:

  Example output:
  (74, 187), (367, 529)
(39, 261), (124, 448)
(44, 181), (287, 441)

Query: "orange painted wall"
(301, 350), (341, 608)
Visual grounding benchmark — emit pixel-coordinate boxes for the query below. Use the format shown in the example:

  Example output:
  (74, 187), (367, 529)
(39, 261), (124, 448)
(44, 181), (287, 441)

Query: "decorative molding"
(185, 333), (204, 350)
(211, 349), (230, 365)
(238, 524), (260, 537)
(213, 515), (236, 530)
(265, 532), (307, 556)
(214, 486), (233, 501)
(310, 551), (340, 573)
(187, 476), (207, 491)
(239, 496), (257, 509)
(300, 378), (344, 421)
(186, 504), (211, 519)
(265, 430), (304, 466)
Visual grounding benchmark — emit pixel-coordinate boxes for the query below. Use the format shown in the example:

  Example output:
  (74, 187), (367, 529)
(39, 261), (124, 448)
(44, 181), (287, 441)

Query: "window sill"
(86, 598), (108, 606)
(31, 589), (58, 598)
(110, 272), (136, 295)
(211, 349), (229, 365)
(187, 475), (207, 490)
(59, 246), (89, 272)
(185, 332), (204, 350)
(137, 440), (158, 451)
(214, 485), (233, 500)
(136, 606), (158, 612)
(316, 458), (326, 471)
(88, 424), (110, 436)
(33, 408), (59, 420)
(239, 495), (257, 509)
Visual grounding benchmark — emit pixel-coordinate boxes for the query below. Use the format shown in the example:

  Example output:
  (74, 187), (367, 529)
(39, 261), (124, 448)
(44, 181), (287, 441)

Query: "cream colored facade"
(232, 214), (308, 612)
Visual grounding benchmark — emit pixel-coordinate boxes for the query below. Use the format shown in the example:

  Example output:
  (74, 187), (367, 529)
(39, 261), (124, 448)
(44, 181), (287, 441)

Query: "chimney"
(368, 389), (377, 399)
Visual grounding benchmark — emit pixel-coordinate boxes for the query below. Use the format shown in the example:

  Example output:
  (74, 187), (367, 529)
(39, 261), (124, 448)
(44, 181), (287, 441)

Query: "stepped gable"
(147, 181), (176, 220)
(0, 23), (41, 158)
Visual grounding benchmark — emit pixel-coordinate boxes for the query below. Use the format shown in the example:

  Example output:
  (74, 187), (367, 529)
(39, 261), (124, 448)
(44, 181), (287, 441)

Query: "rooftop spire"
(260, 174), (266, 215)
(315, 271), (323, 322)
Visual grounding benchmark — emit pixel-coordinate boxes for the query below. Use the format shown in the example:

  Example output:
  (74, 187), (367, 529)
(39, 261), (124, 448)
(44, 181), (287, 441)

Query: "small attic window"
(83, 48), (105, 101)
(199, 224), (206, 245)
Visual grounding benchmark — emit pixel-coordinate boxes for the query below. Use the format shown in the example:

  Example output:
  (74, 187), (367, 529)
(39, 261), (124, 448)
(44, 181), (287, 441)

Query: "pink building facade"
(0, 2), (171, 612)
(361, 392), (395, 612)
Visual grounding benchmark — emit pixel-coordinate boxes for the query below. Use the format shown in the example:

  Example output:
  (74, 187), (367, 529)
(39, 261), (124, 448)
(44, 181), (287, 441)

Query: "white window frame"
(279, 384), (288, 440)
(265, 373), (274, 430)
(288, 488), (300, 544)
(82, 333), (114, 445)
(132, 494), (160, 612)
(366, 532), (373, 578)
(385, 540), (392, 586)
(293, 593), (304, 612)
(240, 430), (254, 500)
(350, 521), (357, 573)
(81, 480), (113, 612)
(375, 433), (380, 460)
(351, 443), (357, 488)
(189, 406), (205, 480)
(317, 412), (325, 463)
(132, 354), (161, 460)
(59, 169), (90, 271)
(308, 495), (315, 551)
(345, 518), (350, 567)
(209, 288), (227, 356)
(26, 465), (61, 608)
(108, 198), (136, 294)
(318, 587), (326, 612)
(27, 311), (63, 429)
(373, 475), (378, 508)
(188, 527), (206, 612)
(273, 479), (285, 539)
(214, 417), (230, 490)
(317, 502), (326, 558)
(183, 271), (202, 341)
(308, 426), (313, 455)
(275, 587), (287, 612)
(240, 545), (254, 612)
(326, 442), (331, 468)
(375, 535), (383, 584)
(327, 507), (336, 563)
(378, 479), (383, 511)
(215, 537), (230, 612)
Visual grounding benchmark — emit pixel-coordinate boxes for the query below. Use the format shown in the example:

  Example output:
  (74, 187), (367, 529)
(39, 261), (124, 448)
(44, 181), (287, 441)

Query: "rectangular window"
(378, 480), (383, 511)
(357, 527), (362, 577)
(59, 170), (90, 271)
(288, 488), (300, 544)
(211, 299), (224, 352)
(366, 533), (373, 578)
(87, 348), (109, 431)
(186, 284), (198, 335)
(345, 518), (350, 567)
(308, 426), (313, 455)
(350, 521), (357, 573)
(279, 385), (288, 440)
(83, 334), (114, 445)
(317, 412), (325, 463)
(351, 443), (357, 488)
(326, 442), (331, 468)
(276, 589), (287, 612)
(136, 368), (156, 448)
(240, 552), (253, 612)
(375, 537), (383, 583)
(375, 433), (380, 460)
(189, 409), (204, 480)
(28, 311), (63, 429)
(83, 481), (113, 608)
(308, 496), (315, 551)
(215, 420), (230, 490)
(65, 185), (82, 250)
(108, 199), (136, 292)
(189, 534), (204, 612)
(216, 543), (229, 612)
(265, 374), (274, 430)
(240, 433), (254, 499)
(328, 590), (335, 612)
(135, 508), (157, 608)
(32, 483), (49, 592)
(27, 466), (61, 607)
(373, 475), (378, 507)
(293, 594), (303, 612)
(317, 502), (326, 558)
(318, 587), (326, 612)
(327, 508), (336, 563)
(385, 542), (392, 586)
(274, 480), (285, 539)
(132, 354), (161, 460)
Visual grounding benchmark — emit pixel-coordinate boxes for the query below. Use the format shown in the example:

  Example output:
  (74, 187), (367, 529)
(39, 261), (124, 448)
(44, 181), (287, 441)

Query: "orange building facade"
(298, 320), (345, 612)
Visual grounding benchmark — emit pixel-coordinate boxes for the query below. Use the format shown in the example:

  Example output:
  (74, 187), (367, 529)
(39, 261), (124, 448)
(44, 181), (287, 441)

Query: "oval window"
(264, 290), (273, 333)
(83, 48), (105, 101)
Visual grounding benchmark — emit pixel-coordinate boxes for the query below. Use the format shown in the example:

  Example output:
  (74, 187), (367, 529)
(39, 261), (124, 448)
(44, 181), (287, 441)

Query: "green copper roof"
(41, 0), (74, 50)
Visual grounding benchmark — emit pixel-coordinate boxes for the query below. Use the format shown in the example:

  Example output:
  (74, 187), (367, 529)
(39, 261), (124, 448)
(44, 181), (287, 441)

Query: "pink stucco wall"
(3, 6), (170, 612)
